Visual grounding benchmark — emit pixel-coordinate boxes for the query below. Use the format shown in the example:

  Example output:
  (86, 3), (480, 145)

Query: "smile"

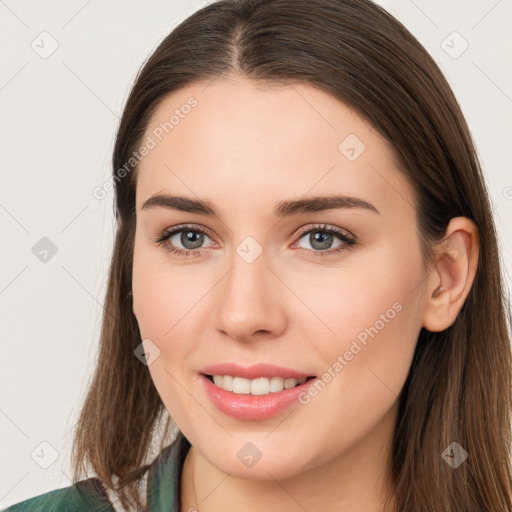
(200, 373), (319, 421)
(206, 374), (315, 395)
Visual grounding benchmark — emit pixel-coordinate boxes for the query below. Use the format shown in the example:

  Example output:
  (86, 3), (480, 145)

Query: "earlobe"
(421, 217), (479, 333)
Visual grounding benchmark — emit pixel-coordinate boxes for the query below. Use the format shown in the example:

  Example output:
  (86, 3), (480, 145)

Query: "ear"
(422, 217), (479, 332)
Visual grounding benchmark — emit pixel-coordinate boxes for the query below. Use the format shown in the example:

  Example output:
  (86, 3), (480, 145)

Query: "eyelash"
(153, 223), (356, 260)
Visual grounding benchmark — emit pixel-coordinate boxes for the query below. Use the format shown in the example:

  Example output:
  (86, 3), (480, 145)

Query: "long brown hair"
(71, 0), (512, 509)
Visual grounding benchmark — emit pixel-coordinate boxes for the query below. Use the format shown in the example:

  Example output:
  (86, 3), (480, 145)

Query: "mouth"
(202, 374), (317, 396)
(200, 372), (320, 421)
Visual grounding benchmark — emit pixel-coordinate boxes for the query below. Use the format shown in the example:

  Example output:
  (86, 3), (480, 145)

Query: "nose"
(212, 250), (287, 342)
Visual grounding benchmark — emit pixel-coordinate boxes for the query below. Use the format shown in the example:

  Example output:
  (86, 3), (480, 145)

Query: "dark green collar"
(0, 433), (191, 512)
(146, 431), (191, 511)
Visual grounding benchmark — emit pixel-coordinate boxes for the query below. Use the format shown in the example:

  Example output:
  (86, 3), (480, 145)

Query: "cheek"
(290, 277), (421, 465)
(131, 246), (222, 411)
(299, 244), (423, 410)
(310, 285), (417, 399)
(132, 240), (209, 343)
(132, 249), (208, 425)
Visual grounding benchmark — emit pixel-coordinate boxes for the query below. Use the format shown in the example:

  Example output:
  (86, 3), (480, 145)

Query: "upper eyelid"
(165, 223), (216, 241)
(295, 223), (353, 238)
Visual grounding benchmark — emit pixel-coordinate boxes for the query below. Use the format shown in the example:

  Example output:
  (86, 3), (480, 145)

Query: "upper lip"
(200, 362), (315, 380)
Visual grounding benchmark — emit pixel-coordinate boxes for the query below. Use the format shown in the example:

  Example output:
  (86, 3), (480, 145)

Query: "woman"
(3, 0), (511, 510)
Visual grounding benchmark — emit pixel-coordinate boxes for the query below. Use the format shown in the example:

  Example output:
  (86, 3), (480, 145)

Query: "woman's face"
(132, 74), (428, 480)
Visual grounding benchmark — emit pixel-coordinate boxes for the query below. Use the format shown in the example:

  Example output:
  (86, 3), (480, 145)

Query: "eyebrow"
(141, 193), (380, 217)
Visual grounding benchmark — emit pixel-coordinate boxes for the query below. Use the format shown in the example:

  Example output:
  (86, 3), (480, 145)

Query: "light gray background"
(1, 0), (511, 508)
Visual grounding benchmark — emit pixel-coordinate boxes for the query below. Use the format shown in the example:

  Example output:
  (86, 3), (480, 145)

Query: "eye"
(153, 224), (215, 258)
(153, 223), (356, 259)
(292, 224), (356, 259)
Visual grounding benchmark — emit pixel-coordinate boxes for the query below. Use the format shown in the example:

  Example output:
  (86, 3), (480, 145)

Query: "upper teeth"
(212, 375), (307, 395)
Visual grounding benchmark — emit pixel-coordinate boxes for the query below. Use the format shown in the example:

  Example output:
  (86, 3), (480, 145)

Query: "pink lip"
(200, 374), (319, 421)
(200, 362), (314, 380)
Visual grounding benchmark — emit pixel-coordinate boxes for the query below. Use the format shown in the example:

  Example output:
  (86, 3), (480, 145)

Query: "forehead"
(135, 75), (415, 219)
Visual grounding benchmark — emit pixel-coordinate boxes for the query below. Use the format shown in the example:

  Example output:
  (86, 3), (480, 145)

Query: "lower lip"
(200, 374), (318, 421)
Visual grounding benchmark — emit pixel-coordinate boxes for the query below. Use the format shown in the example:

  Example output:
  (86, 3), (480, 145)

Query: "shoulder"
(2, 433), (191, 512)
(1, 477), (116, 512)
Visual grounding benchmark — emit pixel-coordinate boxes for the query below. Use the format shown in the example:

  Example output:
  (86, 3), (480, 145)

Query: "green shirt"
(1, 432), (191, 512)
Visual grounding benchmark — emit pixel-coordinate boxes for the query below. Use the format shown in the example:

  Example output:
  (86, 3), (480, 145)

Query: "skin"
(131, 74), (479, 512)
